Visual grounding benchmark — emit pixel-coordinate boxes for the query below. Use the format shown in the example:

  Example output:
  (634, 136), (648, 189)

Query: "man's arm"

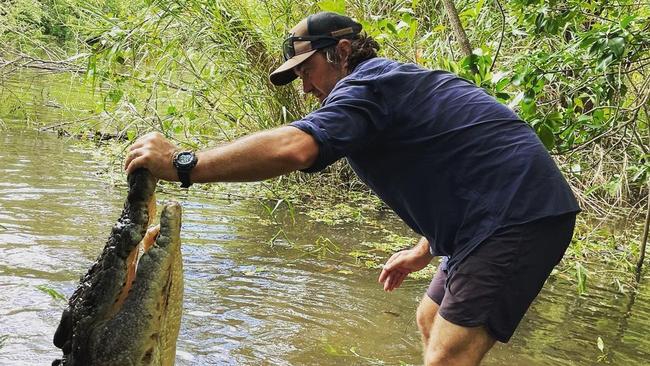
(124, 126), (319, 183)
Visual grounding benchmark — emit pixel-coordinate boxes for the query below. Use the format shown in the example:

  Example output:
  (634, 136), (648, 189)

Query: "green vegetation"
(36, 284), (67, 301)
(1, 0), (648, 291)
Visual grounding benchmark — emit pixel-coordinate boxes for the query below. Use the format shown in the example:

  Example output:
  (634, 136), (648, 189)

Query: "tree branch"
(490, 0), (506, 72)
(441, 0), (473, 58)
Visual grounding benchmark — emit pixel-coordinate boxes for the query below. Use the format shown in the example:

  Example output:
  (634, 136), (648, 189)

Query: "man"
(124, 12), (580, 366)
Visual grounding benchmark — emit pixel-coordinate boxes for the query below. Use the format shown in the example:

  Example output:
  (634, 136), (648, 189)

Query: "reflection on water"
(1, 72), (649, 365)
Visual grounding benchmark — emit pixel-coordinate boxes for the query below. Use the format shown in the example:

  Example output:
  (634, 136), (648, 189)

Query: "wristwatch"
(172, 151), (198, 188)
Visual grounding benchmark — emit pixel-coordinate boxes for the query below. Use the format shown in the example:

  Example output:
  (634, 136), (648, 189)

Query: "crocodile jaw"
(53, 169), (184, 366)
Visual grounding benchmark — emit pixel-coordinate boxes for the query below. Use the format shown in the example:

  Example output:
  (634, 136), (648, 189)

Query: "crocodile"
(53, 169), (184, 366)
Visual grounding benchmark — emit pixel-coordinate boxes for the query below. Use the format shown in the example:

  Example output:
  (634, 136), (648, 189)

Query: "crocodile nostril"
(142, 347), (154, 364)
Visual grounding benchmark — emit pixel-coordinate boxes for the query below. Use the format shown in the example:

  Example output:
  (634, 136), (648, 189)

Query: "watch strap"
(178, 170), (192, 188)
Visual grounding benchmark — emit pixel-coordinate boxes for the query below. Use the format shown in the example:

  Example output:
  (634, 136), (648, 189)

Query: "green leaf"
(535, 12), (546, 32)
(574, 97), (584, 110)
(537, 124), (555, 150)
(596, 54), (614, 71)
(162, 119), (173, 132)
(546, 111), (562, 123)
(317, 0), (345, 14)
(511, 72), (525, 87)
(620, 15), (636, 29)
(589, 38), (606, 55)
(36, 285), (66, 301)
(521, 99), (537, 115)
(494, 74), (510, 91)
(495, 92), (510, 101)
(592, 109), (605, 123)
(432, 24), (446, 32)
(607, 37), (625, 58)
(386, 22), (398, 34)
(106, 88), (123, 104)
(579, 34), (596, 49)
(630, 164), (648, 183)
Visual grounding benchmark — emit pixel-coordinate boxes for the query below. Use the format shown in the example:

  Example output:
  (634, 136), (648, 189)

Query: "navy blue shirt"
(290, 58), (580, 273)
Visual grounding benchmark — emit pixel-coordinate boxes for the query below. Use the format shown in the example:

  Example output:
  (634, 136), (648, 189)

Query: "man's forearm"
(414, 236), (432, 257)
(190, 126), (319, 183)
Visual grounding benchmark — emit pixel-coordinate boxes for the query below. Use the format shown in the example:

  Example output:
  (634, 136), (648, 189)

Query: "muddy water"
(1, 72), (649, 365)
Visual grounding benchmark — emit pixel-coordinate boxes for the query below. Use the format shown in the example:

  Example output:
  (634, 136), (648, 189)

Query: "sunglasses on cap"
(282, 35), (341, 61)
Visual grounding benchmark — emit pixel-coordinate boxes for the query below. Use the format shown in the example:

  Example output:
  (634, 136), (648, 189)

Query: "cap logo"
(330, 27), (354, 37)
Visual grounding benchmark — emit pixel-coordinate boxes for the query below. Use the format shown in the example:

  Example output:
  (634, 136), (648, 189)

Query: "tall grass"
(1, 0), (648, 221)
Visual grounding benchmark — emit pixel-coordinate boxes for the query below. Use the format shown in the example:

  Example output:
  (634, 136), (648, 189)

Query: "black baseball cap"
(269, 12), (362, 86)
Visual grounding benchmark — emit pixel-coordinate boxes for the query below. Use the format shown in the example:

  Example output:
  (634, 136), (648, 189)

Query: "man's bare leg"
(416, 295), (439, 347)
(424, 313), (496, 366)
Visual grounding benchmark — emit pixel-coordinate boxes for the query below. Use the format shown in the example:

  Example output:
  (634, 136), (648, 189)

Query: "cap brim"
(269, 50), (317, 86)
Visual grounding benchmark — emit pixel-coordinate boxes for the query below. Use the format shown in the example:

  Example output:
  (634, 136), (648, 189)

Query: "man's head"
(269, 12), (379, 103)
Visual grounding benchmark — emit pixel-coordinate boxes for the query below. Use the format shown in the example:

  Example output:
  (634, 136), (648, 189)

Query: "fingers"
(123, 132), (179, 181)
(124, 133), (165, 173)
(124, 146), (150, 173)
(378, 268), (389, 284)
(124, 148), (137, 171)
(124, 132), (164, 170)
(378, 249), (409, 279)
(379, 250), (413, 292)
(378, 251), (404, 284)
(124, 132), (155, 169)
(382, 270), (409, 292)
(392, 271), (408, 290)
(125, 154), (147, 175)
(382, 273), (394, 291)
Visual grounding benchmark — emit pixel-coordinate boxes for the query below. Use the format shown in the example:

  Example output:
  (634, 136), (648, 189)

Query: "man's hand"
(124, 132), (179, 181)
(378, 237), (433, 292)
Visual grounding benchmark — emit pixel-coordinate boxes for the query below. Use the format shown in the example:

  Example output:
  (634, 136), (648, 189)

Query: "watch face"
(175, 151), (196, 168)
(177, 152), (194, 165)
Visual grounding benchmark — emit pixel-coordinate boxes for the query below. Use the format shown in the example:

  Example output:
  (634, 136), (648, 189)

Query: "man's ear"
(336, 39), (353, 72)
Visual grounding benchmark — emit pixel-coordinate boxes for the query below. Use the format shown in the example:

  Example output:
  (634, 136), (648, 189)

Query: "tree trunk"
(441, 0), (473, 58)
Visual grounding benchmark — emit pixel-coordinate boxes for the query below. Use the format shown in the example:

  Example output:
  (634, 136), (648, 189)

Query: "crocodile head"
(53, 169), (183, 366)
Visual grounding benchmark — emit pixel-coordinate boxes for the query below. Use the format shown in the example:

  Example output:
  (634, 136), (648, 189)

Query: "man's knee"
(423, 315), (496, 366)
(416, 295), (439, 336)
(424, 340), (491, 366)
(424, 348), (453, 366)
(425, 342), (472, 366)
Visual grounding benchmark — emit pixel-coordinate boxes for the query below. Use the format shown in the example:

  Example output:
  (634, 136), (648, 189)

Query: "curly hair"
(319, 32), (380, 72)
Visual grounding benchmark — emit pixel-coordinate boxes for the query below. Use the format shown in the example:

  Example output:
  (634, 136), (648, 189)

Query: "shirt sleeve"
(289, 80), (391, 173)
